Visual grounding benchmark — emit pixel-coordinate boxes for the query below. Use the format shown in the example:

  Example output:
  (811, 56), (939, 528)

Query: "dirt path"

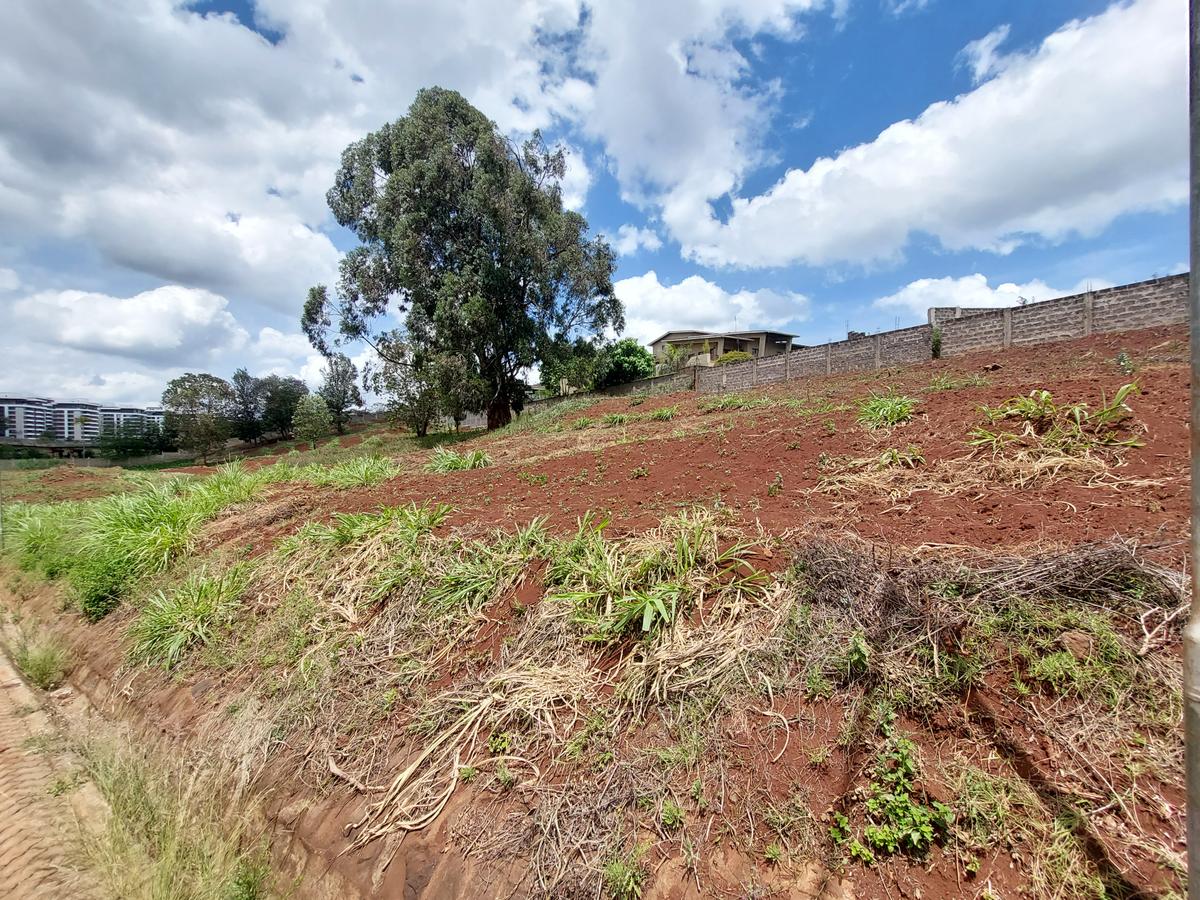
(0, 650), (98, 899)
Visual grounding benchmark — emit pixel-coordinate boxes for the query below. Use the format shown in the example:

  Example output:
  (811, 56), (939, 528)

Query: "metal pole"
(1186, 2), (1200, 894)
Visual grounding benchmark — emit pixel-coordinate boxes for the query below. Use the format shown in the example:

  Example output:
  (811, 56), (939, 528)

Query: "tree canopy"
(260, 375), (308, 440)
(593, 338), (656, 389)
(302, 86), (622, 429)
(292, 394), (333, 449)
(317, 354), (363, 435)
(161, 373), (234, 464)
(231, 367), (267, 444)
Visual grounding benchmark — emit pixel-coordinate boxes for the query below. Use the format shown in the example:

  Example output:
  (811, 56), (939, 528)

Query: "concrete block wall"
(696, 324), (933, 393)
(500, 272), (1188, 420)
(937, 273), (1188, 357)
(600, 368), (697, 397)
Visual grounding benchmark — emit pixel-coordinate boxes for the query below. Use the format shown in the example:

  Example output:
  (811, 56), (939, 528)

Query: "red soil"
(5, 324), (1188, 898)
(268, 324), (1189, 563)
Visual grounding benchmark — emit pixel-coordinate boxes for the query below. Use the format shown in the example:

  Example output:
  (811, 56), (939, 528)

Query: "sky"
(0, 0), (1187, 406)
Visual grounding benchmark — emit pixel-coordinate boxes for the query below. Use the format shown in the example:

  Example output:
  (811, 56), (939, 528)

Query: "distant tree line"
(157, 354), (363, 464)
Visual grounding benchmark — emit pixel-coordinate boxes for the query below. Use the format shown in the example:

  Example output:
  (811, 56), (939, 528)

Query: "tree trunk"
(486, 396), (511, 430)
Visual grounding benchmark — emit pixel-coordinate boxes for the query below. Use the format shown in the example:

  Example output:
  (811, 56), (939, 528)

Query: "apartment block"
(0, 395), (164, 442)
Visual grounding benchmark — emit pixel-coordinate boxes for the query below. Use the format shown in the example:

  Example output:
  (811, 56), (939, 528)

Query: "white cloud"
(872, 272), (1114, 318)
(570, 1), (834, 238)
(558, 144), (592, 211)
(958, 24), (1011, 84)
(0, 267), (18, 292)
(677, 0), (1186, 268)
(884, 0), (932, 16)
(615, 270), (809, 345)
(608, 225), (664, 256)
(13, 285), (248, 363)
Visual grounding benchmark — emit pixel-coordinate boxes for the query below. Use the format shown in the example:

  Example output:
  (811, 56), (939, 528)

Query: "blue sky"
(0, 0), (1186, 403)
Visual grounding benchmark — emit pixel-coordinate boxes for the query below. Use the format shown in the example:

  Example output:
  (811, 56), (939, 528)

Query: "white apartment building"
(0, 396), (164, 442)
(0, 396), (53, 440)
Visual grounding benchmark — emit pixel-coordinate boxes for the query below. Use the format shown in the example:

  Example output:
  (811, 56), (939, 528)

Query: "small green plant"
(304, 455), (400, 488)
(842, 632), (870, 681)
(808, 746), (832, 767)
(458, 766), (478, 783)
(646, 405), (677, 422)
(517, 471), (549, 486)
(876, 445), (924, 469)
(602, 413), (631, 427)
(822, 419), (837, 435)
(494, 761), (516, 790)
(829, 811), (851, 845)
(13, 631), (70, 690)
(805, 671), (833, 700)
(767, 472), (783, 496)
(860, 731), (953, 858)
(487, 731), (513, 754)
(928, 372), (987, 391)
(764, 842), (784, 864)
(857, 391), (917, 429)
(630, 466), (649, 479)
(426, 446), (492, 472)
(628, 395), (646, 407)
(1115, 350), (1136, 376)
(930, 326), (942, 359)
(603, 843), (647, 900)
(660, 799), (685, 830)
(571, 416), (596, 430)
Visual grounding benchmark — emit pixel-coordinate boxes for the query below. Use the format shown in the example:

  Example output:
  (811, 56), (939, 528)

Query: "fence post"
(1003, 308), (1013, 348)
(1083, 292), (1094, 337)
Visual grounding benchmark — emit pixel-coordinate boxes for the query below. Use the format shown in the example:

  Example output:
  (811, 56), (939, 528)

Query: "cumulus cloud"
(608, 225), (664, 256)
(615, 270), (809, 345)
(872, 272), (1114, 318)
(678, 0), (1186, 268)
(13, 285), (248, 363)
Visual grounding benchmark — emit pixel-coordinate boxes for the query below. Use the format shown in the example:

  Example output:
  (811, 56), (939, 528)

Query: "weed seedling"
(660, 799), (685, 830)
(764, 842), (784, 865)
(767, 472), (783, 497)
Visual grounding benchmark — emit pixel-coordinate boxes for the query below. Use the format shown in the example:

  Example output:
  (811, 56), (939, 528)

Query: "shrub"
(714, 350), (752, 366)
(127, 566), (248, 669)
(426, 447), (492, 472)
(13, 632), (70, 690)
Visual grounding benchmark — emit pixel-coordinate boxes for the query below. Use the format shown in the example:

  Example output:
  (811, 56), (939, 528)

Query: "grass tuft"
(13, 631), (70, 690)
(857, 391), (917, 429)
(426, 446), (493, 472)
(127, 566), (249, 669)
(304, 455), (401, 488)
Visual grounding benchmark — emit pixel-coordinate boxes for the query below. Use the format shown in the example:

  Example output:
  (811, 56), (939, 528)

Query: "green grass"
(13, 631), (70, 689)
(302, 455), (401, 488)
(127, 566), (248, 669)
(857, 391), (917, 429)
(4, 463), (267, 621)
(425, 446), (493, 473)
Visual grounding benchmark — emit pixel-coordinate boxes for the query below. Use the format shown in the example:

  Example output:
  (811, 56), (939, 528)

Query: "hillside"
(0, 323), (1189, 899)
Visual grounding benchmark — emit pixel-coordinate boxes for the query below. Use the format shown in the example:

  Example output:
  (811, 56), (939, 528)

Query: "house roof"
(647, 329), (798, 346)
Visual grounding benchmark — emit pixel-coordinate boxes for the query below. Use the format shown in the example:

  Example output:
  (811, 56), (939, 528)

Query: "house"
(648, 329), (799, 364)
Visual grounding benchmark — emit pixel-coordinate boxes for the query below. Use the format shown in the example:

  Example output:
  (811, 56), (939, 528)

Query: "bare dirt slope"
(0, 323), (1189, 899)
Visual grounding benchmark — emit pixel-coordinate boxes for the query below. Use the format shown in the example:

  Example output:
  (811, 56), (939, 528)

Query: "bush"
(593, 338), (655, 389)
(13, 631), (70, 690)
(714, 350), (752, 366)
